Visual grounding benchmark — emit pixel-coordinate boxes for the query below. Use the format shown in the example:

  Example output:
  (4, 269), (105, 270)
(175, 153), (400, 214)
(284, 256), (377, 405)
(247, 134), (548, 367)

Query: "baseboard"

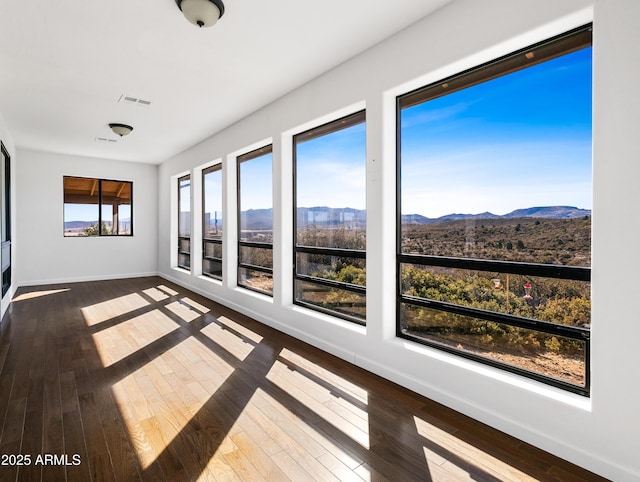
(17, 271), (159, 288)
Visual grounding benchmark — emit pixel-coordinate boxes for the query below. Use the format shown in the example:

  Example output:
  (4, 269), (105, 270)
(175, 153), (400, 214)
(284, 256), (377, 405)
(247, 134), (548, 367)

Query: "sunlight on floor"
(200, 317), (260, 361)
(413, 416), (536, 481)
(217, 316), (263, 344)
(142, 287), (170, 302)
(92, 309), (179, 367)
(279, 348), (369, 403)
(197, 388), (364, 481)
(156, 285), (179, 296)
(181, 297), (210, 314)
(112, 335), (236, 470)
(165, 300), (201, 322)
(81, 292), (149, 326)
(12, 288), (70, 302)
(267, 349), (370, 449)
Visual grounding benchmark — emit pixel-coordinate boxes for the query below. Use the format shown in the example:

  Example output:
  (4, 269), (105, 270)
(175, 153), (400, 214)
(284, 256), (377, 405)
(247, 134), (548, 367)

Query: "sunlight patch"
(81, 292), (149, 326)
(413, 416), (537, 481)
(279, 348), (368, 403)
(181, 297), (210, 314)
(92, 309), (178, 367)
(156, 285), (179, 296)
(166, 300), (201, 322)
(111, 336), (235, 470)
(200, 320), (256, 361)
(251, 387), (364, 474)
(12, 288), (70, 302)
(217, 316), (263, 344)
(266, 359), (370, 449)
(142, 287), (169, 302)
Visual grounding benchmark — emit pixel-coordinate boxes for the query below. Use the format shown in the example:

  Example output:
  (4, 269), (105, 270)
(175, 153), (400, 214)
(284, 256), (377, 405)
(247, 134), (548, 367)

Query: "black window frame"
(202, 164), (223, 280)
(237, 145), (273, 296)
(177, 174), (191, 271)
(396, 25), (593, 396)
(63, 176), (134, 237)
(1, 142), (11, 297)
(293, 110), (367, 325)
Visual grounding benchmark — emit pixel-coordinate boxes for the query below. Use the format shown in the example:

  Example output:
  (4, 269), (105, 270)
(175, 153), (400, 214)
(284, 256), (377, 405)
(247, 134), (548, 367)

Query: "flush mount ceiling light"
(176, 0), (225, 28)
(109, 123), (133, 137)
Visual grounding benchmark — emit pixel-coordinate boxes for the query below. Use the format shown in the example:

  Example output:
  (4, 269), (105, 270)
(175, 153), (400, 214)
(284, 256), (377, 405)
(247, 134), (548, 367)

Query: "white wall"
(157, 0), (639, 480)
(0, 112), (15, 319)
(16, 149), (158, 285)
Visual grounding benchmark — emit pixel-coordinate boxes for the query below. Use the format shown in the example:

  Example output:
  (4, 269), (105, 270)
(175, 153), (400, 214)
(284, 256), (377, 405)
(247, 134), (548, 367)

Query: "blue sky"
(203, 168), (222, 221)
(239, 152), (273, 211)
(401, 47), (592, 217)
(296, 122), (367, 209)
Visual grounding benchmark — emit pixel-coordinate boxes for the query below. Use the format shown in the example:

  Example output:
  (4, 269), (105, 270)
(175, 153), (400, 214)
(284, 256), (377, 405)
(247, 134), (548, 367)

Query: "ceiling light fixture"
(176, 0), (225, 28)
(109, 123), (133, 137)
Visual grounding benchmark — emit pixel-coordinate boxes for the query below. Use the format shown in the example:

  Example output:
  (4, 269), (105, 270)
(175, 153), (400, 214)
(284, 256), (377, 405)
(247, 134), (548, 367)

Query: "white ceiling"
(0, 0), (452, 164)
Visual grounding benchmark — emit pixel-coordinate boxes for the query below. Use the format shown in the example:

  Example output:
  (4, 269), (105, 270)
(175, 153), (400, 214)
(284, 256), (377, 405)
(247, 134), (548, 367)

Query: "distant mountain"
(402, 214), (431, 224)
(240, 207), (367, 230)
(502, 206), (591, 219)
(437, 211), (500, 222)
(64, 220), (95, 230)
(296, 207), (366, 227)
(239, 209), (273, 230)
(402, 206), (590, 225)
(64, 219), (131, 230)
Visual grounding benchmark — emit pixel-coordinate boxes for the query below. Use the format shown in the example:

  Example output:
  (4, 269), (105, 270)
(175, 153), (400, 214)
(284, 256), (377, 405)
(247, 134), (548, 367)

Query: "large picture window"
(203, 164), (223, 279)
(63, 176), (132, 237)
(178, 175), (191, 270)
(397, 26), (592, 395)
(294, 111), (367, 323)
(238, 146), (273, 295)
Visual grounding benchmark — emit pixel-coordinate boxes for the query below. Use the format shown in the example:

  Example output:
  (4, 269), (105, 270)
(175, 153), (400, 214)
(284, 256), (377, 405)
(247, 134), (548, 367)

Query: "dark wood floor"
(0, 276), (608, 481)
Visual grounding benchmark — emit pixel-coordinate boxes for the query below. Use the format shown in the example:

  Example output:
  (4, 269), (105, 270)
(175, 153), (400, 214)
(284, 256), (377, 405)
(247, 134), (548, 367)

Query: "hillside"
(401, 215), (591, 266)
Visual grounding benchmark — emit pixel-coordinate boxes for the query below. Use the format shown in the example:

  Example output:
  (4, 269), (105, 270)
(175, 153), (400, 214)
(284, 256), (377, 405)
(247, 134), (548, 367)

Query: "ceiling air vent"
(95, 137), (117, 143)
(118, 95), (151, 108)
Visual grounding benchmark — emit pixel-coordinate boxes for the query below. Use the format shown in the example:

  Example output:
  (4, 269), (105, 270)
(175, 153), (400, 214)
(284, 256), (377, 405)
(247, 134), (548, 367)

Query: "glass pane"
(297, 208), (366, 249)
(295, 280), (366, 321)
(179, 253), (191, 270)
(203, 239), (221, 280)
(203, 259), (222, 279)
(296, 252), (365, 286)
(401, 263), (591, 327)
(101, 180), (132, 235)
(400, 303), (586, 387)
(240, 246), (272, 269)
(400, 47), (592, 267)
(179, 176), (191, 237)
(203, 166), (222, 240)
(239, 151), (272, 243)
(204, 240), (222, 259)
(179, 238), (191, 255)
(63, 176), (100, 237)
(239, 267), (273, 295)
(295, 118), (366, 249)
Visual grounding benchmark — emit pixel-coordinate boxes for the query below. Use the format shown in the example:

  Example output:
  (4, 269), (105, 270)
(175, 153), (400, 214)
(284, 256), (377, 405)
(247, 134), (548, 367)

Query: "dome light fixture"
(176, 0), (225, 28)
(109, 123), (133, 137)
